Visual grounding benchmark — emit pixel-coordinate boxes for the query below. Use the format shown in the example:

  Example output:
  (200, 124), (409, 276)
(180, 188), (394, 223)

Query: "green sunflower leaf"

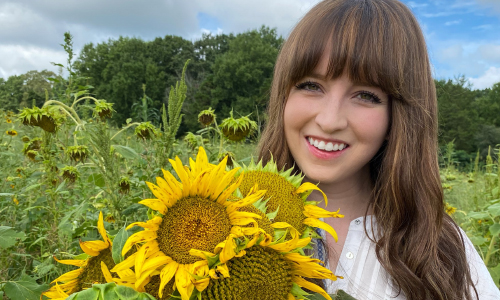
(112, 226), (130, 264)
(112, 145), (140, 160)
(0, 226), (26, 249)
(3, 273), (49, 300)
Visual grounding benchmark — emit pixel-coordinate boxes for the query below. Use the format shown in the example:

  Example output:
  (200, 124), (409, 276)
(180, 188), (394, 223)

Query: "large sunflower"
(236, 159), (343, 241)
(202, 222), (338, 300)
(42, 212), (115, 299)
(114, 147), (267, 300)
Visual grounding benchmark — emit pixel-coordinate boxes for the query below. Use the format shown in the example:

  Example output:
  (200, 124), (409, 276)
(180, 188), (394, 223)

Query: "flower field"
(1, 36), (500, 300)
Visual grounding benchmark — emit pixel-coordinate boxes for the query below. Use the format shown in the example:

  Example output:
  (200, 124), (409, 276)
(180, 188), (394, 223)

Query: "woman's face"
(284, 53), (390, 186)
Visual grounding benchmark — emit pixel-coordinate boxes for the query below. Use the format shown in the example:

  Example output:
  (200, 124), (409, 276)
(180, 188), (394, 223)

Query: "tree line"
(1, 26), (500, 160)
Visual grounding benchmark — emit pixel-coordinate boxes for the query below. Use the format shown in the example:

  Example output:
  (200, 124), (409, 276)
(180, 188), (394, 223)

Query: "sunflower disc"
(156, 197), (232, 264)
(202, 246), (292, 300)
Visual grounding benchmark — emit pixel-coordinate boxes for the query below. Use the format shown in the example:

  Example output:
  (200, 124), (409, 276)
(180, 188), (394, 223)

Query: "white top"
(317, 215), (500, 300)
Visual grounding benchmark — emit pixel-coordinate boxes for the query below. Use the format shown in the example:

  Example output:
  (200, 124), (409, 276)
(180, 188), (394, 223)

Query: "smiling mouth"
(307, 137), (349, 152)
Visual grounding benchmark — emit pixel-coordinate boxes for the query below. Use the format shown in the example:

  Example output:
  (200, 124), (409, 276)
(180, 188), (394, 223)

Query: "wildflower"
(6, 130), (17, 136)
(93, 101), (114, 121)
(118, 177), (131, 194)
(198, 108), (216, 127)
(104, 215), (116, 223)
(445, 203), (456, 215)
(135, 122), (158, 140)
(220, 111), (257, 142)
(18, 106), (58, 132)
(236, 158), (343, 238)
(61, 166), (79, 184)
(6, 118), (12, 123)
(13, 198), (19, 205)
(218, 151), (235, 167)
(42, 212), (117, 298)
(66, 145), (89, 163)
(112, 147), (267, 300)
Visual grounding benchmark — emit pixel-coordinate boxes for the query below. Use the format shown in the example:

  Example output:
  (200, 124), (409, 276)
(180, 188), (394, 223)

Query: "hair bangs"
(287, 0), (408, 99)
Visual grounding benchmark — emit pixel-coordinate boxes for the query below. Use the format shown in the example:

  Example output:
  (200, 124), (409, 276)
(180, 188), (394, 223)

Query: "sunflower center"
(202, 246), (293, 300)
(239, 171), (306, 233)
(72, 247), (116, 293)
(157, 197), (232, 264)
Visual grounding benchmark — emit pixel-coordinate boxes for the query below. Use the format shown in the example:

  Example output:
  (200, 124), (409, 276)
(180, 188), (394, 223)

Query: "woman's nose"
(314, 96), (348, 133)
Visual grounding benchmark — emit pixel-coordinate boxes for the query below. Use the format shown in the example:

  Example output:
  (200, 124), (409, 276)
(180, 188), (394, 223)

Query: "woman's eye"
(356, 91), (382, 104)
(295, 81), (321, 92)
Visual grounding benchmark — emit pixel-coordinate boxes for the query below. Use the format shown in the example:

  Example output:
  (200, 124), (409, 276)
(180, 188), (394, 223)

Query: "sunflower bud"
(18, 106), (63, 132)
(134, 122), (158, 140)
(26, 150), (38, 161)
(118, 177), (131, 194)
(220, 111), (257, 142)
(61, 166), (79, 183)
(218, 151), (236, 167)
(66, 145), (89, 163)
(93, 101), (114, 121)
(21, 136), (30, 143)
(198, 107), (216, 127)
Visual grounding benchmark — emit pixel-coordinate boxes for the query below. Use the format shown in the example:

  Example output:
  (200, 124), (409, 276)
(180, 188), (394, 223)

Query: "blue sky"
(0, 0), (499, 89)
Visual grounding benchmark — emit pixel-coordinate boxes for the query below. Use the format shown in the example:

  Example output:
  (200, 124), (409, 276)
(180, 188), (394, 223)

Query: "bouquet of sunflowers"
(42, 147), (346, 300)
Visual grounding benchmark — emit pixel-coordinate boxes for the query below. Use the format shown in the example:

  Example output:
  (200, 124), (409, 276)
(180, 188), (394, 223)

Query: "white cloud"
(0, 45), (66, 78)
(469, 67), (500, 89)
(445, 20), (462, 26)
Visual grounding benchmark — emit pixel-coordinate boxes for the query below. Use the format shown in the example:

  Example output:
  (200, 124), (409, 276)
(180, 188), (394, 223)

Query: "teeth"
(308, 137), (347, 152)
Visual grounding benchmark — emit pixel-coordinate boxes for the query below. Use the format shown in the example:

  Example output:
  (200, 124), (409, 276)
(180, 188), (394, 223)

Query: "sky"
(0, 0), (499, 90)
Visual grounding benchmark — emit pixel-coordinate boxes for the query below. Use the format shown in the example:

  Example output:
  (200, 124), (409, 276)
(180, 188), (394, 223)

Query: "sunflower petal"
(101, 262), (114, 283)
(159, 261), (180, 299)
(170, 157), (191, 197)
(295, 182), (328, 205)
(292, 276), (332, 300)
(303, 205), (343, 219)
(189, 249), (216, 260)
(122, 230), (158, 255)
(79, 240), (100, 256)
(139, 199), (168, 214)
(126, 217), (162, 231)
(53, 256), (86, 267)
(303, 218), (338, 242)
(215, 234), (238, 263)
(51, 268), (84, 283)
(97, 211), (111, 246)
(111, 252), (137, 272)
(175, 265), (195, 300)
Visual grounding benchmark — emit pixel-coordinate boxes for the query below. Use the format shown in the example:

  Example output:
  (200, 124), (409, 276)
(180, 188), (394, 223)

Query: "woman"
(257, 0), (500, 299)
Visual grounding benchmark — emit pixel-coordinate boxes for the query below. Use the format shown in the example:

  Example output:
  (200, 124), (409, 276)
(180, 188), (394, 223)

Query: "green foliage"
(66, 283), (155, 300)
(0, 226), (26, 249)
(3, 273), (49, 300)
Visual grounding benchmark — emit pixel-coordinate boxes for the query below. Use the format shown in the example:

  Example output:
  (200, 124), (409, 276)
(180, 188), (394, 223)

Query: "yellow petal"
(189, 249), (216, 260)
(259, 233), (273, 246)
(193, 277), (210, 292)
(135, 267), (159, 291)
(161, 169), (183, 200)
(146, 181), (171, 203)
(215, 234), (238, 263)
(295, 182), (328, 205)
(80, 240), (109, 252)
(288, 293), (296, 300)
(79, 240), (100, 256)
(97, 211), (111, 246)
(216, 173), (244, 204)
(101, 262), (114, 283)
(303, 218), (338, 242)
(230, 225), (259, 237)
(111, 252), (137, 272)
(138, 199), (168, 214)
(142, 255), (172, 274)
(175, 265), (195, 300)
(293, 276), (332, 300)
(52, 268), (84, 283)
(159, 261), (180, 299)
(303, 205), (344, 219)
(169, 157), (191, 198)
(126, 217), (162, 231)
(226, 188), (266, 210)
(53, 256), (86, 267)
(216, 264), (230, 278)
(212, 167), (240, 200)
(122, 230), (158, 255)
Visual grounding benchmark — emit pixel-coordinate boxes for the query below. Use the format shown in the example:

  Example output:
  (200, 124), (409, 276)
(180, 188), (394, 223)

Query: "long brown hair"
(257, 0), (478, 299)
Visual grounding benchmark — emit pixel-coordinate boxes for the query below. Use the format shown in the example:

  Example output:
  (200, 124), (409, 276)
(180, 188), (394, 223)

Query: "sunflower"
(220, 110), (257, 142)
(6, 130), (17, 136)
(113, 147), (267, 300)
(6, 118), (12, 123)
(198, 107), (216, 127)
(42, 212), (116, 299)
(236, 158), (343, 241)
(202, 222), (339, 300)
